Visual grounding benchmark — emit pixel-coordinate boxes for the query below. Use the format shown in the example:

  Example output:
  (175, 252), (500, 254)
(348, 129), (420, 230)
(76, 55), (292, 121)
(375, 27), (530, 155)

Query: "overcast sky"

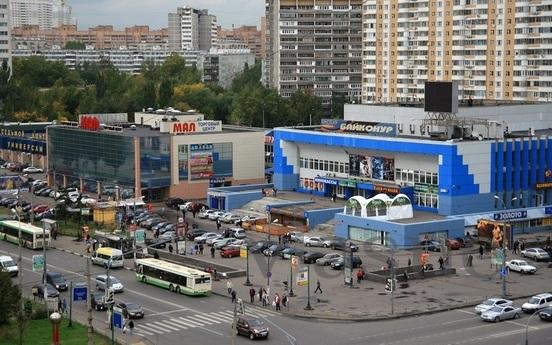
(70, 0), (264, 30)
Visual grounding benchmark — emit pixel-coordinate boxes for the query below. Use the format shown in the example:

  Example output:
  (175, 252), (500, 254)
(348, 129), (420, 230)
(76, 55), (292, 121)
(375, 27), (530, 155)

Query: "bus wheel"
(175, 286), (181, 294)
(169, 284), (174, 292)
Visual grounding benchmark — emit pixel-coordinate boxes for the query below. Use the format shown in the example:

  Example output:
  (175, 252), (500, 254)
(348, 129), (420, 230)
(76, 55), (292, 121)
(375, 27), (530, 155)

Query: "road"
(2, 240), (551, 345)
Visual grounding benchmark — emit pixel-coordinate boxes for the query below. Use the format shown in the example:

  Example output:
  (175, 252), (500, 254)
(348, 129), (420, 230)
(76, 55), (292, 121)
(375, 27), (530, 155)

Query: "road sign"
(112, 306), (123, 329)
(32, 255), (44, 272)
(240, 245), (248, 258)
(500, 266), (509, 277)
(266, 271), (272, 278)
(72, 284), (88, 302)
(291, 255), (298, 268)
(178, 217), (184, 223)
(344, 267), (353, 285)
(296, 267), (308, 286)
(135, 229), (145, 244)
(495, 248), (505, 265)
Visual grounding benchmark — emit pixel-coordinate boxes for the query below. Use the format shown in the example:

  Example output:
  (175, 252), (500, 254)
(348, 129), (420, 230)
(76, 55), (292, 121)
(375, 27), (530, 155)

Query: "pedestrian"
(154, 251), (160, 259)
(199, 244), (204, 255)
(273, 188), (277, 197)
(403, 271), (409, 282)
(122, 318), (128, 334)
(216, 219), (221, 230)
(356, 269), (363, 284)
(92, 239), (97, 252)
(467, 253), (473, 267)
(128, 320), (134, 336)
(213, 268), (218, 280)
(282, 293), (288, 308)
(314, 279), (322, 294)
(231, 290), (237, 303)
(86, 240), (91, 254)
(62, 298), (67, 315)
(194, 244), (199, 255)
(479, 244), (484, 259)
(407, 258), (412, 267)
(421, 265), (425, 279)
(274, 293), (281, 311)
(438, 256), (444, 269)
(168, 244), (174, 253)
(249, 287), (256, 303)
(332, 193), (337, 202)
(520, 240), (525, 251)
(263, 293), (269, 307)
(227, 280), (233, 295)
(192, 210), (196, 218)
(211, 246), (215, 258)
(278, 235), (282, 244)
(258, 287), (264, 303)
(513, 240), (519, 254)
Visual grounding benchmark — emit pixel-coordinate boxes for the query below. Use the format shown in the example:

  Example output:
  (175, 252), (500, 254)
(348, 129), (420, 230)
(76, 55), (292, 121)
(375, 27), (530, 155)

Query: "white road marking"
(169, 318), (190, 329)
(135, 324), (164, 334)
(193, 314), (220, 324)
(152, 321), (181, 332)
(209, 312), (234, 322)
(457, 309), (476, 315)
(178, 316), (206, 327)
(146, 308), (190, 317)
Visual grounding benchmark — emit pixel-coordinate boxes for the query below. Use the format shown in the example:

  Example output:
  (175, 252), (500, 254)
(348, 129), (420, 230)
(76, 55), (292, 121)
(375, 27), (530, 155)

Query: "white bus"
(136, 258), (211, 296)
(0, 220), (50, 249)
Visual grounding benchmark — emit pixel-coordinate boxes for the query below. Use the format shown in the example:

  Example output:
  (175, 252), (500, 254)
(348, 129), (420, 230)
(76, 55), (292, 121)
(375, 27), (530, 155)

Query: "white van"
(522, 293), (552, 313)
(0, 255), (19, 276)
(91, 247), (124, 268)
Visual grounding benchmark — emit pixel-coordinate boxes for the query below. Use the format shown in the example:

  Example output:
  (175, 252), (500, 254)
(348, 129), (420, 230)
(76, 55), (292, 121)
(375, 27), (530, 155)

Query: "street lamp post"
(244, 245), (251, 286)
(493, 195), (517, 298)
(525, 309), (540, 345)
(11, 200), (24, 345)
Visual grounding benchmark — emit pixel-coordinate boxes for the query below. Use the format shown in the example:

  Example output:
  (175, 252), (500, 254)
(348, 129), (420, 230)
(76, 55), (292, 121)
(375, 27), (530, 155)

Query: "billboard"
(320, 120), (396, 137)
(190, 144), (214, 180)
(349, 154), (394, 181)
(168, 120), (222, 134)
(424, 81), (459, 113)
(0, 175), (27, 192)
(476, 219), (512, 249)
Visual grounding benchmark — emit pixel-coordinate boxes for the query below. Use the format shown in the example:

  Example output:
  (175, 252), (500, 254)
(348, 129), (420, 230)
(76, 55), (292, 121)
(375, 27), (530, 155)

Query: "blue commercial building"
(272, 103), (552, 247)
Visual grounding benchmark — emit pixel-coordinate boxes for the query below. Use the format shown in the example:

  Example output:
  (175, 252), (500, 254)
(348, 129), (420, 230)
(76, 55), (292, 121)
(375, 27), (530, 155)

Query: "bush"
(31, 306), (48, 320)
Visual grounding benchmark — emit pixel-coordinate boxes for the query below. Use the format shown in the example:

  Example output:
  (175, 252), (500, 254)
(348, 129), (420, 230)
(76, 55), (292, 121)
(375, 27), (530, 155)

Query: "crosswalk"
(133, 306), (279, 336)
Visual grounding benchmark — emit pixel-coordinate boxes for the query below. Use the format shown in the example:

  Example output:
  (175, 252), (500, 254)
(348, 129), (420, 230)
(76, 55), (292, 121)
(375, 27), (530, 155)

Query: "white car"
(159, 231), (175, 240)
(288, 231), (305, 243)
(213, 238), (239, 249)
(480, 305), (521, 322)
(0, 255), (19, 277)
(208, 211), (225, 221)
(198, 210), (215, 219)
(521, 248), (551, 261)
(474, 298), (513, 314)
(304, 236), (326, 247)
(316, 253), (343, 266)
(506, 259), (537, 274)
(95, 275), (124, 293)
(522, 293), (552, 313)
(194, 232), (219, 243)
(81, 197), (97, 206)
(221, 213), (241, 224)
(206, 235), (225, 246)
(22, 166), (43, 174)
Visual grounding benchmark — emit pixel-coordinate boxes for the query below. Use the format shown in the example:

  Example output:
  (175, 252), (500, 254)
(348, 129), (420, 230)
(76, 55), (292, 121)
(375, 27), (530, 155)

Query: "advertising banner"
(190, 144), (214, 180)
(135, 229), (145, 244)
(349, 154), (395, 181)
(296, 267), (308, 286)
(32, 255), (44, 272)
(320, 120), (396, 136)
(0, 175), (26, 192)
(476, 219), (512, 249)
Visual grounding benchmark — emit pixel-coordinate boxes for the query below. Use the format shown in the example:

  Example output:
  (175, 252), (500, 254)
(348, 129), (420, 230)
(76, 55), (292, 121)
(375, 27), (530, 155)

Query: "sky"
(69, 0), (264, 30)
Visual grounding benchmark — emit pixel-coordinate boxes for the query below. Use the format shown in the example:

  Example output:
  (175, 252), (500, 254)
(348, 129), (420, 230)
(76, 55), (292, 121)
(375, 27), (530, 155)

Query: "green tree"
(331, 93), (347, 119)
(0, 270), (21, 324)
(64, 41), (86, 50)
(289, 90), (324, 126)
(158, 78), (173, 107)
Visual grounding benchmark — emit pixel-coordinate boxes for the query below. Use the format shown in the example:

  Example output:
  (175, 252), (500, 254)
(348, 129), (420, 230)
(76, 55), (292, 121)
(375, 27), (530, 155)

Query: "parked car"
(35, 209), (55, 221)
(45, 271), (68, 291)
(304, 236), (326, 247)
(152, 221), (171, 232)
(31, 283), (59, 299)
(206, 235), (225, 246)
(116, 302), (144, 319)
(522, 293), (552, 313)
(91, 291), (109, 311)
(316, 253), (343, 266)
(198, 209), (216, 219)
(521, 248), (551, 261)
(0, 255), (18, 276)
(331, 256), (363, 270)
(303, 251), (325, 264)
(445, 239), (462, 250)
(195, 232), (220, 244)
(221, 245), (241, 258)
(234, 215), (261, 225)
(420, 240), (441, 252)
(142, 217), (164, 229)
(34, 187), (48, 195)
(214, 238), (239, 249)
(474, 298), (513, 314)
(221, 213), (241, 224)
(95, 275), (124, 293)
(288, 231), (305, 243)
(538, 306), (552, 321)
(280, 247), (305, 259)
(33, 204), (50, 214)
(324, 238), (359, 252)
(186, 229), (207, 240)
(480, 305), (521, 322)
(506, 259), (537, 274)
(165, 197), (185, 209)
(235, 315), (269, 340)
(263, 244), (288, 257)
(159, 223), (176, 234)
(208, 211), (225, 221)
(39, 188), (53, 197)
(249, 241), (277, 254)
(22, 166), (43, 174)
(229, 227), (247, 239)
(159, 231), (175, 240)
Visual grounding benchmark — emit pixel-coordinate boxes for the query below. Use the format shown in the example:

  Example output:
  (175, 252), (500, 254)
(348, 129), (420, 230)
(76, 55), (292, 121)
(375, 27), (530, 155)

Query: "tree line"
(0, 54), (346, 127)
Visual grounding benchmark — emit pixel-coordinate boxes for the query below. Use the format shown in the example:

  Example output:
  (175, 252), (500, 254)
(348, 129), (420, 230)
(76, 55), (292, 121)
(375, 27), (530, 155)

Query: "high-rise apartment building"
(264, 0), (363, 106)
(218, 25), (263, 58)
(168, 6), (217, 52)
(362, 0), (552, 103)
(10, 0), (71, 30)
(0, 0), (11, 69)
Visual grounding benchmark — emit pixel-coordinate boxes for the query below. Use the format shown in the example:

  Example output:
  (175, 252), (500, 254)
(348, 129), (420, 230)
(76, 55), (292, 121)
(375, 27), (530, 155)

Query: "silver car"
(474, 298), (513, 314)
(521, 248), (551, 261)
(480, 305), (521, 322)
(95, 275), (124, 293)
(316, 253), (343, 266)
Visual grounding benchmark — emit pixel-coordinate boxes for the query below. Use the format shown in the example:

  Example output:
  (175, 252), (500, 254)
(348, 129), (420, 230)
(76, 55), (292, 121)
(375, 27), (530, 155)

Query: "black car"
(39, 188), (53, 197)
(263, 244), (288, 257)
(35, 209), (55, 221)
(31, 283), (59, 299)
(303, 251), (324, 264)
(160, 223), (176, 234)
(165, 197), (185, 209)
(116, 302), (145, 319)
(279, 247), (305, 259)
(249, 241), (277, 254)
(420, 240), (441, 252)
(331, 257), (363, 270)
(326, 238), (360, 252)
(45, 271), (68, 291)
(235, 315), (269, 340)
(539, 306), (552, 321)
(186, 229), (207, 240)
(91, 292), (109, 311)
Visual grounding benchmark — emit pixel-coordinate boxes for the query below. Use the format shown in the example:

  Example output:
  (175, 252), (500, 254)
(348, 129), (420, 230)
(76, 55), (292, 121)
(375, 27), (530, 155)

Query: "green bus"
(0, 220), (50, 249)
(135, 258), (211, 296)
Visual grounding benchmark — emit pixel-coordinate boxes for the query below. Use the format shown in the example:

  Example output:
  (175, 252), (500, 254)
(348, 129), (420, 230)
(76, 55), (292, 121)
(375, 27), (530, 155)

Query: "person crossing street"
(314, 279), (323, 294)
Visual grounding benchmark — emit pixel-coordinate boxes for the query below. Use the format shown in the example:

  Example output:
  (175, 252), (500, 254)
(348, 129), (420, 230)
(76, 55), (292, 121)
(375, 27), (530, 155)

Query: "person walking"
(128, 320), (134, 336)
(467, 253), (473, 267)
(199, 244), (204, 255)
(216, 219), (221, 230)
(249, 287), (256, 303)
(274, 293), (281, 311)
(211, 246), (215, 258)
(407, 258), (412, 267)
(231, 290), (237, 303)
(227, 280), (233, 295)
(479, 244), (484, 259)
(262, 290), (269, 307)
(168, 244), (174, 253)
(314, 279), (322, 294)
(513, 240), (519, 255)
(62, 298), (67, 315)
(58, 299), (62, 313)
(258, 287), (264, 303)
(282, 293), (288, 308)
(438, 256), (444, 270)
(356, 269), (363, 284)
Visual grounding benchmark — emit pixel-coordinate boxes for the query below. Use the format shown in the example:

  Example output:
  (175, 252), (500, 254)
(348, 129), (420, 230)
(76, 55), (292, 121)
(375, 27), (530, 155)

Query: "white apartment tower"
(0, 0), (11, 70)
(10, 0), (71, 29)
(264, 0), (363, 107)
(362, 0), (552, 103)
(168, 6), (217, 51)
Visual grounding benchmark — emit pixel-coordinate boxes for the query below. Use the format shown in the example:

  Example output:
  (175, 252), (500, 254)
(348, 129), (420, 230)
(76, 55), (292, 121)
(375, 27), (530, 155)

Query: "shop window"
(178, 144), (188, 181)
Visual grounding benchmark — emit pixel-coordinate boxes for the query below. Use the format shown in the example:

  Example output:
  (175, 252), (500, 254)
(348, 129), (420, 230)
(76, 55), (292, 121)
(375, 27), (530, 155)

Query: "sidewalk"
(50, 233), (552, 321)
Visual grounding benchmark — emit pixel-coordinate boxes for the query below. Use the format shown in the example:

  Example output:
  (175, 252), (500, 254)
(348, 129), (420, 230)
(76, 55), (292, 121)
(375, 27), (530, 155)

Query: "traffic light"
(385, 278), (397, 292)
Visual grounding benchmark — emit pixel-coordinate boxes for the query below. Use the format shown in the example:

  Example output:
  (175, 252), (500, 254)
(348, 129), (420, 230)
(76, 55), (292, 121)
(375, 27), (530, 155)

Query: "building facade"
(197, 50), (256, 89)
(47, 111), (265, 201)
(12, 24), (168, 51)
(13, 48), (199, 75)
(9, 0), (71, 30)
(168, 6), (217, 52)
(272, 103), (552, 247)
(362, 0), (552, 104)
(218, 25), (263, 58)
(0, 0), (10, 67)
(0, 122), (48, 169)
(263, 0), (363, 106)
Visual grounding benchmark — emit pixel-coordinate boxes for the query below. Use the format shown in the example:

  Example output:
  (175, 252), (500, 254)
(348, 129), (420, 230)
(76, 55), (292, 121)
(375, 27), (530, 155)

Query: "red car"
(32, 204), (50, 214)
(446, 239), (461, 250)
(220, 246), (241, 258)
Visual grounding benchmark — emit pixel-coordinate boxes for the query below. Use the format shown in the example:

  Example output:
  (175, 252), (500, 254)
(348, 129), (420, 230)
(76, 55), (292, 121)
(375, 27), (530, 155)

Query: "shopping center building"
(46, 110), (265, 200)
(0, 122), (48, 169)
(272, 102), (552, 247)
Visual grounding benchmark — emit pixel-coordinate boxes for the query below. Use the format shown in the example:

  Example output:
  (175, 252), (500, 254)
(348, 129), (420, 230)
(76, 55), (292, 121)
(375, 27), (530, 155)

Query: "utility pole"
(231, 297), (237, 345)
(14, 190), (24, 345)
(390, 246), (395, 315)
(86, 255), (93, 345)
(42, 220), (48, 313)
